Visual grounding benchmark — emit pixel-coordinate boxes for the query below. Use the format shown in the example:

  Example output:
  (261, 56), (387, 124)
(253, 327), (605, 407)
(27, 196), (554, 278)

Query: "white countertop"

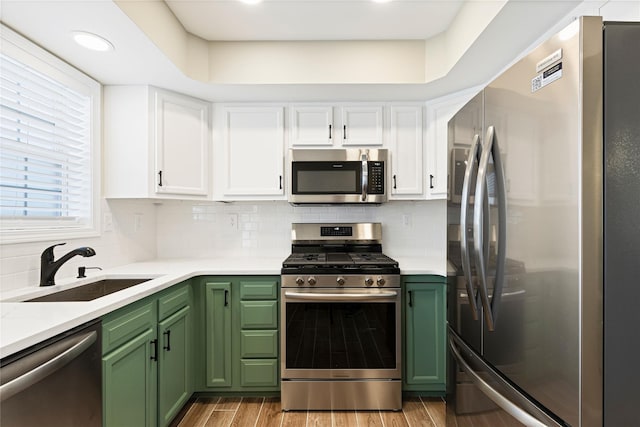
(0, 255), (444, 358)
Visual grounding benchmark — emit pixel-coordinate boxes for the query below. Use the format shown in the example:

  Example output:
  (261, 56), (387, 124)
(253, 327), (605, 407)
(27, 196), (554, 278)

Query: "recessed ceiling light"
(238, 0), (263, 4)
(372, 0), (393, 3)
(72, 31), (114, 52)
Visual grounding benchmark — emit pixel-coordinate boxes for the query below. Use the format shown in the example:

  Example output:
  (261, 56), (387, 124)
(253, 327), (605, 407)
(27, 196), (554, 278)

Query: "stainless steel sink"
(26, 279), (152, 302)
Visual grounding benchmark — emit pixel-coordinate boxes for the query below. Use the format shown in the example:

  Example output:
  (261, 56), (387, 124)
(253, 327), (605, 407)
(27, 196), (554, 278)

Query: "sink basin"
(26, 279), (152, 302)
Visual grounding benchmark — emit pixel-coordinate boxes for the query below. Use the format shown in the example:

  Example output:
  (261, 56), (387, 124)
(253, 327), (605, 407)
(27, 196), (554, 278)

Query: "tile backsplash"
(156, 200), (446, 260)
(1, 198), (445, 293)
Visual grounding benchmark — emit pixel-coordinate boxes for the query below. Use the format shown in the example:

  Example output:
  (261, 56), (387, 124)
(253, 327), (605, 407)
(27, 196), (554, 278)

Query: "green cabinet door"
(103, 327), (157, 427)
(404, 280), (446, 393)
(158, 305), (191, 427)
(205, 282), (232, 387)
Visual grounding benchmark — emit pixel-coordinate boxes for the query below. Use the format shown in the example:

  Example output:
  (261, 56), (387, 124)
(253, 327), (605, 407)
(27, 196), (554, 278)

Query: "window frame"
(0, 24), (101, 244)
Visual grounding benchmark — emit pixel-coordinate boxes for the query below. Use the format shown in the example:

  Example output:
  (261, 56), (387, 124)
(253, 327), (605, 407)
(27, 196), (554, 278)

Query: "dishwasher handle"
(0, 330), (97, 402)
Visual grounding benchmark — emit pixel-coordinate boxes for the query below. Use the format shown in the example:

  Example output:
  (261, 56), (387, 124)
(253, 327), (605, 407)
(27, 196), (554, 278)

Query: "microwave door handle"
(361, 152), (368, 201)
(460, 134), (480, 320)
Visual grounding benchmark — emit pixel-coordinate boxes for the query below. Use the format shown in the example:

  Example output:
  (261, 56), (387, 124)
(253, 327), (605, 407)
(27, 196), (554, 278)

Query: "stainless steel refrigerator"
(446, 16), (640, 427)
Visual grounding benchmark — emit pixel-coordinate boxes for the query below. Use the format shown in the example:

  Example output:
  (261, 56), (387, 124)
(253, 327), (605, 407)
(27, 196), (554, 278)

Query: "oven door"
(281, 287), (401, 380)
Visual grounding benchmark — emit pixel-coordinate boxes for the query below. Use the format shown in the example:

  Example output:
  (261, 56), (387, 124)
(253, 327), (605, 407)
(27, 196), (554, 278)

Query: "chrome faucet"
(40, 243), (96, 286)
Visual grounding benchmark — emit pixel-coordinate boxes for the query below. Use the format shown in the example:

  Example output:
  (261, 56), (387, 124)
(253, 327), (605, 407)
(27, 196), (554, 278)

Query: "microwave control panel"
(369, 162), (385, 194)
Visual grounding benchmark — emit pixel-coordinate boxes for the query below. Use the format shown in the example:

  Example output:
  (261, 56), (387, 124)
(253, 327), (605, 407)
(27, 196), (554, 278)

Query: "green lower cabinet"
(403, 276), (446, 394)
(204, 282), (232, 387)
(240, 359), (279, 387)
(196, 276), (280, 393)
(103, 327), (157, 427)
(103, 281), (193, 427)
(158, 305), (191, 427)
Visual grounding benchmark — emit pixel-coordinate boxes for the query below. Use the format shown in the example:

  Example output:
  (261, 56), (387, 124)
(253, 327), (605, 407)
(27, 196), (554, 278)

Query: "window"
(0, 25), (101, 243)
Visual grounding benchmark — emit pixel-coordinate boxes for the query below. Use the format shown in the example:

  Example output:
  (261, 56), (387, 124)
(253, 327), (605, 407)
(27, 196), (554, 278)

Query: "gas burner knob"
(295, 277), (305, 286)
(364, 277), (374, 286)
(336, 277), (346, 286)
(308, 276), (317, 286)
(377, 276), (386, 287)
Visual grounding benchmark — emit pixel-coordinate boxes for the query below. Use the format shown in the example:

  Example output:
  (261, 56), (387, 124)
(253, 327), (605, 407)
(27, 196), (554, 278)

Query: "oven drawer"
(241, 330), (278, 358)
(240, 359), (279, 387)
(240, 301), (278, 329)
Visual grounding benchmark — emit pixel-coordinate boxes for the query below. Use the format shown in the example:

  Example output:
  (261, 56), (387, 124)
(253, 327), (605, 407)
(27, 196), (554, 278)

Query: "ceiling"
(164, 0), (465, 41)
(0, 1), (624, 102)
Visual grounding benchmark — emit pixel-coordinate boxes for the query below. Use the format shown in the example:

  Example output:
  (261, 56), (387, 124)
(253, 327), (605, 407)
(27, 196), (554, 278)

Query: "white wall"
(0, 200), (157, 295)
(155, 200), (446, 261)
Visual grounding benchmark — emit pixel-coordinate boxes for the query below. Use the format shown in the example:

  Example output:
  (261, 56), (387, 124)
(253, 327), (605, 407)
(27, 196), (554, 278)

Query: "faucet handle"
(42, 242), (66, 259)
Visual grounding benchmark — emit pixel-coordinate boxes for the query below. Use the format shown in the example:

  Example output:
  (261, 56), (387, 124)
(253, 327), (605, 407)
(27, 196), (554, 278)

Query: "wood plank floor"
(174, 396), (445, 427)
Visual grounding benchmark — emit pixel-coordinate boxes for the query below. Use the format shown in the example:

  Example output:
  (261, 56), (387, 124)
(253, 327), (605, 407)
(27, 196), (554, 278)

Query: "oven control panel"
(282, 274), (400, 288)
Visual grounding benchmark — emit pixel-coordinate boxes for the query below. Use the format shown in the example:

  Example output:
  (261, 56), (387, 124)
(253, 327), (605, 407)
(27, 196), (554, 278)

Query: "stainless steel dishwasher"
(0, 319), (102, 426)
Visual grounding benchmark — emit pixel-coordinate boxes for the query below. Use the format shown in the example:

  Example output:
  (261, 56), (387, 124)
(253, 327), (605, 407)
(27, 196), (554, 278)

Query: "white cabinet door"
(340, 105), (384, 146)
(104, 85), (210, 200)
(425, 89), (479, 200)
(389, 105), (424, 199)
(290, 105), (334, 146)
(154, 89), (210, 196)
(289, 104), (383, 147)
(221, 107), (284, 198)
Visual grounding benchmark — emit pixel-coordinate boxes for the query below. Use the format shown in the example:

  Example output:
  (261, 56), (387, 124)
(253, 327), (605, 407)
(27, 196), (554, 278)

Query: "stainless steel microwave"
(288, 148), (388, 204)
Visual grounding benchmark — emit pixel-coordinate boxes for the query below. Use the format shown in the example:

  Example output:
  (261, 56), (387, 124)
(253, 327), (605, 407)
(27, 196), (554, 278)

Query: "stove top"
(283, 252), (398, 266)
(282, 223), (400, 275)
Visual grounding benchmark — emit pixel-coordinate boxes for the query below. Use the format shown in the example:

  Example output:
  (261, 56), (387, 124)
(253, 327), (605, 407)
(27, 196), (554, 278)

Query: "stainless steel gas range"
(280, 223), (402, 411)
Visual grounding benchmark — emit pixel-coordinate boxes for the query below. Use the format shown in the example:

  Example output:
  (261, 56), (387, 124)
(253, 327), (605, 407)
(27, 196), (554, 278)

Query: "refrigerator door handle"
(449, 335), (548, 427)
(473, 125), (506, 331)
(473, 128), (495, 330)
(460, 134), (481, 320)
(489, 125), (508, 324)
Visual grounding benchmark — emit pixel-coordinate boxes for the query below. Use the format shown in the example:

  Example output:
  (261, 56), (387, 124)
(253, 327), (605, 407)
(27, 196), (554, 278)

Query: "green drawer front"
(239, 281), (278, 300)
(240, 301), (278, 329)
(240, 359), (278, 387)
(158, 283), (190, 321)
(240, 330), (278, 358)
(103, 301), (156, 354)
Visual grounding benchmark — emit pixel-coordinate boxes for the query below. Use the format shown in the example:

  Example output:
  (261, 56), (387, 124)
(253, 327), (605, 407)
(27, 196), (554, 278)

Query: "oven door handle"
(284, 291), (398, 301)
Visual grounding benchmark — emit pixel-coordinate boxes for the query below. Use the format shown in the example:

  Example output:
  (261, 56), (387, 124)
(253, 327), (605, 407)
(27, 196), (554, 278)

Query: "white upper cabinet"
(340, 105), (384, 146)
(215, 105), (285, 199)
(289, 105), (334, 146)
(425, 89), (479, 200)
(104, 86), (210, 199)
(155, 90), (210, 196)
(388, 105), (424, 199)
(289, 103), (384, 147)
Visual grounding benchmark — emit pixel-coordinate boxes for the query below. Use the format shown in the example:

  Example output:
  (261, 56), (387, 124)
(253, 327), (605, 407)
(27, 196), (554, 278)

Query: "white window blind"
(0, 25), (100, 242)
